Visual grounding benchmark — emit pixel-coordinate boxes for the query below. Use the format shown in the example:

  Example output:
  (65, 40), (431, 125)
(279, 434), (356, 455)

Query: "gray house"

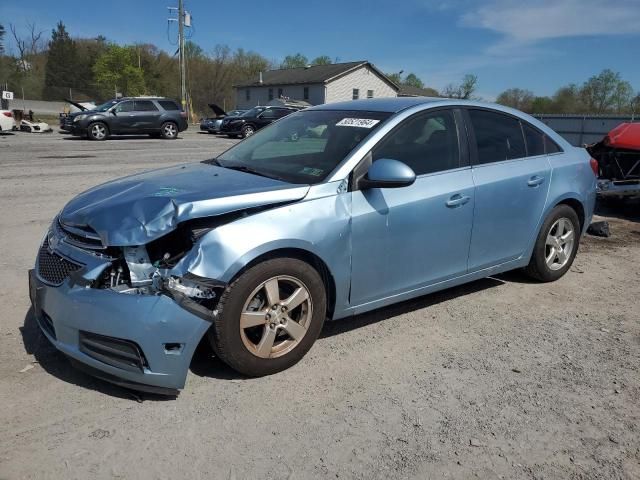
(234, 61), (399, 109)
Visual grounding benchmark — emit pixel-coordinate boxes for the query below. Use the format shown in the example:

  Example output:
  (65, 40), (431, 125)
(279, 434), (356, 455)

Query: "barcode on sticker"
(336, 118), (380, 128)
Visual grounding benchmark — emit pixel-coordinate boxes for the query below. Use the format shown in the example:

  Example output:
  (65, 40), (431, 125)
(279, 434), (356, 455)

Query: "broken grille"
(37, 238), (83, 286)
(55, 219), (105, 250)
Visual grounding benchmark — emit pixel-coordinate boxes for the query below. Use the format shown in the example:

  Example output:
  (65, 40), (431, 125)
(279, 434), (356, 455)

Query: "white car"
(20, 119), (52, 133)
(0, 110), (16, 132)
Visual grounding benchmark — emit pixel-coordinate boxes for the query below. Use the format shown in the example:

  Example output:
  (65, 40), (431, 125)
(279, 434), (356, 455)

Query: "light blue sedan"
(29, 97), (597, 394)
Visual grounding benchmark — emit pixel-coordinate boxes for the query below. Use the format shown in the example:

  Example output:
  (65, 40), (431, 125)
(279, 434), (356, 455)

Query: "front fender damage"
(95, 233), (228, 323)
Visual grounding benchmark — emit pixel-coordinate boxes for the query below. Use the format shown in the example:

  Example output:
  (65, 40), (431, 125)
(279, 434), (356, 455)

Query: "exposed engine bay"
(80, 223), (222, 319)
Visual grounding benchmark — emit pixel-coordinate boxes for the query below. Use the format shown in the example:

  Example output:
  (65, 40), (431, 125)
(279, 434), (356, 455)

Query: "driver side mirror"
(358, 159), (416, 189)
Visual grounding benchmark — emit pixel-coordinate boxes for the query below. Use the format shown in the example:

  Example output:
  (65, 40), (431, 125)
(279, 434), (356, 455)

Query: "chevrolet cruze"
(29, 97), (596, 394)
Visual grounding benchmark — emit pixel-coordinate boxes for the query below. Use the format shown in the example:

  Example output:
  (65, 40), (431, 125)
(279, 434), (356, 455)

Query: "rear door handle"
(446, 194), (470, 208)
(527, 175), (545, 187)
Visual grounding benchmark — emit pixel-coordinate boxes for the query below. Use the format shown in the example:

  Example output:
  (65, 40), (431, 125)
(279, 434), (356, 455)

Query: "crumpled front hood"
(60, 162), (310, 246)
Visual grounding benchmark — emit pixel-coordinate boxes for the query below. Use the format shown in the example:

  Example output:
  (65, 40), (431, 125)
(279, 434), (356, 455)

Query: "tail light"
(589, 158), (599, 176)
(180, 111), (187, 118)
(2, 112), (12, 118)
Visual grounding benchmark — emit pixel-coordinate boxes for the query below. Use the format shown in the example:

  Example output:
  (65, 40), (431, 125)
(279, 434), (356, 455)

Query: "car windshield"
(213, 110), (391, 184)
(241, 107), (265, 117)
(93, 100), (118, 112)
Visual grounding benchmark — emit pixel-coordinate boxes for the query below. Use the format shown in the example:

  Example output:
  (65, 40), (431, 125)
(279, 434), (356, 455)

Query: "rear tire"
(87, 122), (108, 141)
(209, 258), (326, 377)
(524, 204), (580, 282)
(160, 121), (178, 139)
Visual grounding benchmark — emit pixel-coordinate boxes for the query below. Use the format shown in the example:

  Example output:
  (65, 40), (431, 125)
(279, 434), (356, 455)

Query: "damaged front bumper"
(29, 223), (219, 394)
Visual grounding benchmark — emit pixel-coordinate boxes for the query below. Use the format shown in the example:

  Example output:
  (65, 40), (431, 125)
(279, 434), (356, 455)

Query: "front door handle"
(446, 194), (470, 208)
(527, 175), (545, 187)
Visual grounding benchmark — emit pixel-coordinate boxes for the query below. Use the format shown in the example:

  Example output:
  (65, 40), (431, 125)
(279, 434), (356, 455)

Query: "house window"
(367, 89), (374, 99)
(303, 87), (309, 100)
(245, 89), (250, 101)
(278, 88), (283, 98)
(268, 88), (273, 101)
(352, 88), (359, 100)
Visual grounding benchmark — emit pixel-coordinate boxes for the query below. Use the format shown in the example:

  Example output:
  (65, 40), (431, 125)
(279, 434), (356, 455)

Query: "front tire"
(241, 125), (255, 138)
(87, 122), (108, 141)
(209, 258), (326, 376)
(524, 204), (580, 282)
(160, 121), (178, 139)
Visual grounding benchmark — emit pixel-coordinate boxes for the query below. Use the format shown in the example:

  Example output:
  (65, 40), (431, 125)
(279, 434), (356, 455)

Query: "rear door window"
(468, 109), (526, 164)
(134, 100), (159, 112)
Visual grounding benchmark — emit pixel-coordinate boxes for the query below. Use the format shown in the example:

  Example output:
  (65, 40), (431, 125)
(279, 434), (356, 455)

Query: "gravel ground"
(0, 129), (638, 479)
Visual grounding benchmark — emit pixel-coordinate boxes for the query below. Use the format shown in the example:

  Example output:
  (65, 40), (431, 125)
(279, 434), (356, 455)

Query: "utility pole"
(178, 0), (186, 112)
(169, 1), (189, 114)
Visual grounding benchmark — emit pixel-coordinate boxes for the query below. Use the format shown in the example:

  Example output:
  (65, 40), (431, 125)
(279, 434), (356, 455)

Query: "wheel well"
(556, 198), (585, 230)
(229, 248), (337, 319)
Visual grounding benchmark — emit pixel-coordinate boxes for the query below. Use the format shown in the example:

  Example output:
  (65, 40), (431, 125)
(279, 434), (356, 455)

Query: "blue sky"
(2, 0), (639, 99)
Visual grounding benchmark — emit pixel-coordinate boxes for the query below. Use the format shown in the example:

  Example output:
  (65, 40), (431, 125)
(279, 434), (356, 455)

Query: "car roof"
(308, 97), (525, 115)
(115, 97), (173, 102)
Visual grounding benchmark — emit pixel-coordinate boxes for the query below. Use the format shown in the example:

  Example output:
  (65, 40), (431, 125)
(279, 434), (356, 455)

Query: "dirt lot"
(0, 129), (638, 480)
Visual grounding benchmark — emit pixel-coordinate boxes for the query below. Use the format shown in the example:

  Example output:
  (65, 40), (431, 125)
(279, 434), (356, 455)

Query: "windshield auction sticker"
(336, 118), (380, 128)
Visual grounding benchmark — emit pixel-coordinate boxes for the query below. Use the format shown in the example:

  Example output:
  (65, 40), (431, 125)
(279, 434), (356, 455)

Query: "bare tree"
(9, 22), (45, 70)
(442, 74), (478, 100)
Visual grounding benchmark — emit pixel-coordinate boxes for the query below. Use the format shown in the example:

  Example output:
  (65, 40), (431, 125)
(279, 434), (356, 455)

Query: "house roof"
(235, 61), (399, 90)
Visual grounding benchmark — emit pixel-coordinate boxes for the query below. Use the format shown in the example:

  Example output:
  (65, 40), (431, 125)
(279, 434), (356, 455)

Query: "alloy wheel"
(91, 123), (106, 139)
(243, 126), (254, 138)
(239, 275), (312, 358)
(545, 217), (575, 271)
(163, 123), (177, 138)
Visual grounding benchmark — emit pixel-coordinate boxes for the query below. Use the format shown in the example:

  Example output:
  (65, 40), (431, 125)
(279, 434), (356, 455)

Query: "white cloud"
(461, 0), (640, 43)
(418, 0), (640, 95)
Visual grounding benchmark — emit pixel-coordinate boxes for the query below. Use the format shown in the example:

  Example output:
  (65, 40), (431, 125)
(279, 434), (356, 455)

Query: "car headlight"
(74, 114), (87, 122)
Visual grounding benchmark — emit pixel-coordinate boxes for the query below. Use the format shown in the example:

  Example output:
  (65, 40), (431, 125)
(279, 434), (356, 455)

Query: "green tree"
(92, 44), (146, 97)
(580, 69), (633, 113)
(74, 36), (109, 99)
(386, 72), (402, 85)
(403, 73), (424, 89)
(184, 40), (204, 60)
(310, 55), (332, 66)
(552, 84), (581, 113)
(43, 21), (78, 100)
(530, 96), (554, 114)
(496, 88), (534, 112)
(280, 53), (308, 69)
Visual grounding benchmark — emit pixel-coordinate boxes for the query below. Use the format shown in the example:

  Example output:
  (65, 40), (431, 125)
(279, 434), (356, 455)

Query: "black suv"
(65, 97), (188, 140)
(219, 106), (297, 138)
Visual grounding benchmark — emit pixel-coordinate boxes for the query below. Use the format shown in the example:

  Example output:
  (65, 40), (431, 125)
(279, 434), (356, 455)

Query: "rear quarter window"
(158, 100), (180, 111)
(522, 122), (545, 157)
(544, 136), (563, 154)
